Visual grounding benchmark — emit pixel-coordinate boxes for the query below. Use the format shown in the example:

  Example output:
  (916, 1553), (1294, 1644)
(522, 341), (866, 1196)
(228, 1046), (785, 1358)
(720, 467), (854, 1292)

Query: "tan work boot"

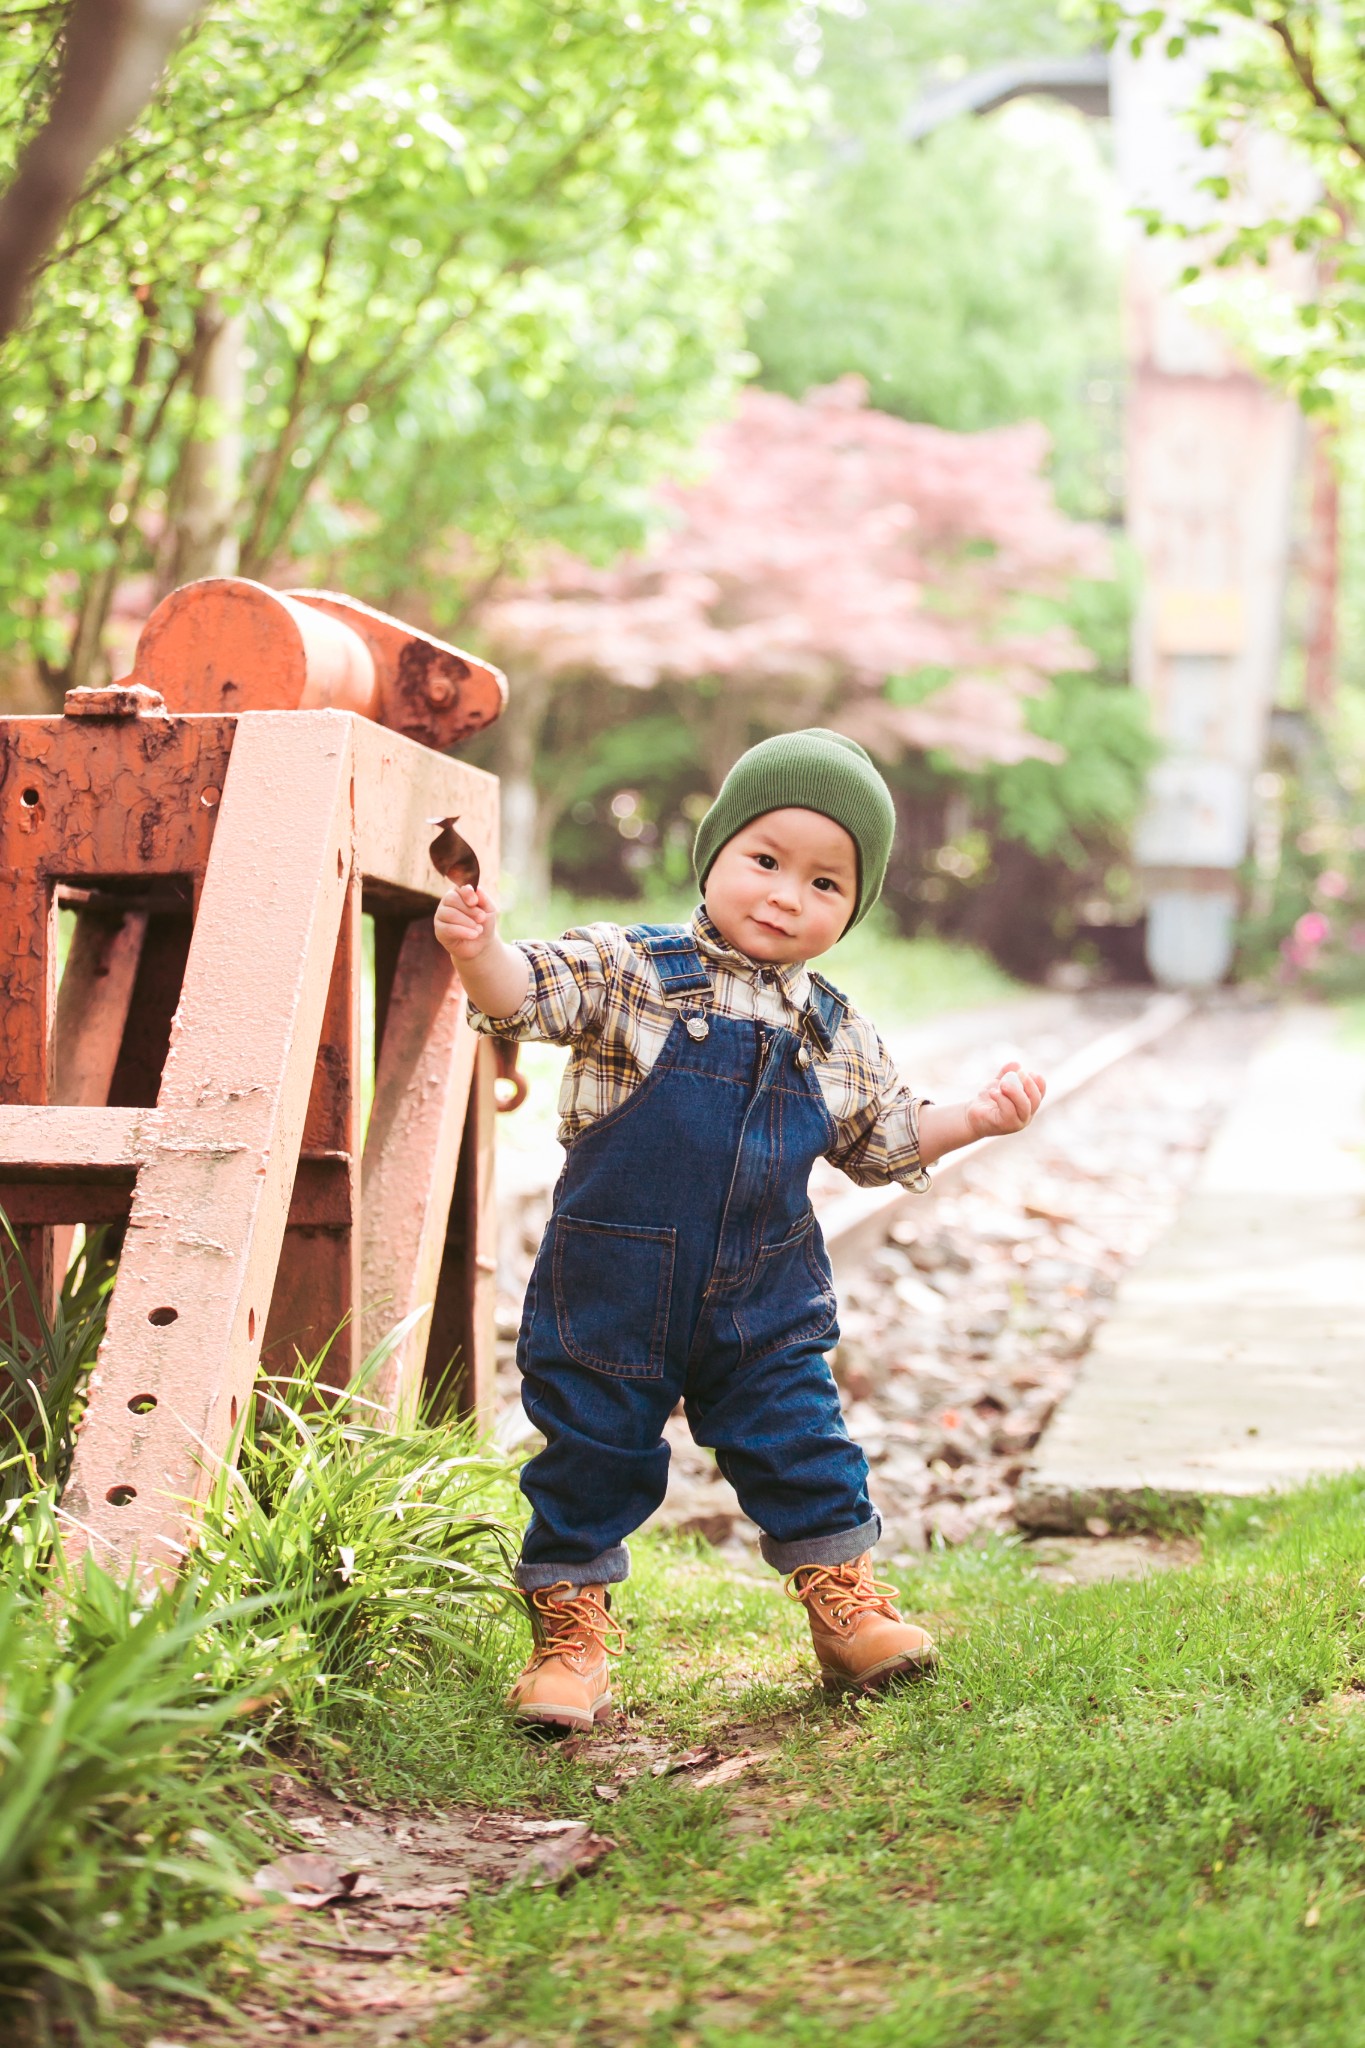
(507, 1581), (624, 1734)
(786, 1553), (937, 1693)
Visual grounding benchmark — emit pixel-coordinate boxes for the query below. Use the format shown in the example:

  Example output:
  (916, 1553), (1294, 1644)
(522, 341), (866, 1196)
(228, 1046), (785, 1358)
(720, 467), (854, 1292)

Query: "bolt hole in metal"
(127, 1393), (157, 1415)
(19, 786), (39, 808)
(200, 784), (221, 809)
(148, 1305), (178, 1326)
(106, 1484), (137, 1506)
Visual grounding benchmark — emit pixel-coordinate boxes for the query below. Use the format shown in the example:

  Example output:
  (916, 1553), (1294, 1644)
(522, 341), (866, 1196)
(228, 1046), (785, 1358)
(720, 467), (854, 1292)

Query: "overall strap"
(625, 924), (712, 1002)
(805, 970), (848, 1055)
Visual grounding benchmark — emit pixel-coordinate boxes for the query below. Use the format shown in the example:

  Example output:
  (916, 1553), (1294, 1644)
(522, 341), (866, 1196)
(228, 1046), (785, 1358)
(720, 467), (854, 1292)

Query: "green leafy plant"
(0, 1233), (520, 2030)
(0, 1563), (277, 2028)
(194, 1321), (518, 1725)
(0, 1221), (115, 1516)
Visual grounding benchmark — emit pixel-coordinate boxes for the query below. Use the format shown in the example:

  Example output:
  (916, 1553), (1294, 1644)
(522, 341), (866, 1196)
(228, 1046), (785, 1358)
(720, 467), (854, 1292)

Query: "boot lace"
(526, 1583), (626, 1668)
(784, 1557), (902, 1629)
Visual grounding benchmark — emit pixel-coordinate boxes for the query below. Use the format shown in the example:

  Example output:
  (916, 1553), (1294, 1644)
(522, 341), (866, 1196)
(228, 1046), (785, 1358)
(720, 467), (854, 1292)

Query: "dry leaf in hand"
(428, 816), (481, 889)
(252, 1852), (366, 1908)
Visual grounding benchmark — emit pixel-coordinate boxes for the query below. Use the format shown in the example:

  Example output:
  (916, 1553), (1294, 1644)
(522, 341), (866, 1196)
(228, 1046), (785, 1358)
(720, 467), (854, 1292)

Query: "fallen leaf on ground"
(594, 1783), (622, 1802)
(503, 1815), (588, 1836)
(651, 1745), (721, 1778)
(252, 1852), (367, 1908)
(516, 1822), (616, 1888)
(378, 1883), (471, 1911)
(297, 1937), (411, 1960)
(691, 1750), (764, 1790)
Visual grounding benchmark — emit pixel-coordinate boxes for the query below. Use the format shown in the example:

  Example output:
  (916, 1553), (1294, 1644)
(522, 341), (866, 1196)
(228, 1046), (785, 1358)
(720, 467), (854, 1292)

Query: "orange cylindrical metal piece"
(129, 576), (506, 748)
(133, 579), (381, 719)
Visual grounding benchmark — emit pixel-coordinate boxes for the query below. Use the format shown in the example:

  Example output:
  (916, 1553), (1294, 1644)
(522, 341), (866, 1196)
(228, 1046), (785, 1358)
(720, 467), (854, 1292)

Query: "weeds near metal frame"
(0, 1231), (519, 2032)
(194, 1318), (518, 1726)
(0, 1219), (115, 1514)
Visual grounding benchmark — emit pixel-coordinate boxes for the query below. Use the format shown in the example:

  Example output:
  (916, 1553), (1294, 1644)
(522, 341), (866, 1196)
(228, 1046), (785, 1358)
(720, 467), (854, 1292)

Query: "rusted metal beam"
(62, 712), (354, 1568)
(351, 717), (498, 901)
(360, 913), (479, 1425)
(54, 906), (148, 1106)
(51, 903), (148, 1288)
(0, 573), (507, 1572)
(425, 1037), (499, 1427)
(263, 865), (362, 1387)
(0, 1105), (144, 1175)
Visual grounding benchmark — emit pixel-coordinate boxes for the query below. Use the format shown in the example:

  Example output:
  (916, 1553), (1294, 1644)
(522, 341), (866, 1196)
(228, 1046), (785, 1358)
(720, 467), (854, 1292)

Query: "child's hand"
(434, 882), (499, 963)
(963, 1061), (1046, 1141)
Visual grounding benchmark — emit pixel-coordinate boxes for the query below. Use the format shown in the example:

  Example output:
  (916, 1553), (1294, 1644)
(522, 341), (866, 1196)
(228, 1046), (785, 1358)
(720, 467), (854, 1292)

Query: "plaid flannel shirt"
(468, 907), (930, 1192)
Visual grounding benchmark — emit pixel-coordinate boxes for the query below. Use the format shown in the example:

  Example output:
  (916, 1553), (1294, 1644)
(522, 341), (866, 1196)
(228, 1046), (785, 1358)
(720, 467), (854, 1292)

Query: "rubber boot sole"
(510, 1693), (614, 1736)
(819, 1646), (939, 1695)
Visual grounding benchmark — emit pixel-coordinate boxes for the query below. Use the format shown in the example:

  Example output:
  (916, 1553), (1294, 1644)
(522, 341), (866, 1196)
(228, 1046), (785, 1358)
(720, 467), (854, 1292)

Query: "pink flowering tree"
(474, 378), (1112, 901)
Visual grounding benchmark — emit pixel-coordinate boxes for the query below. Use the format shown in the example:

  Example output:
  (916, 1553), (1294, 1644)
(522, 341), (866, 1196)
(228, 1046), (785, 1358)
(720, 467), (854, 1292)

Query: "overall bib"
(515, 925), (880, 1590)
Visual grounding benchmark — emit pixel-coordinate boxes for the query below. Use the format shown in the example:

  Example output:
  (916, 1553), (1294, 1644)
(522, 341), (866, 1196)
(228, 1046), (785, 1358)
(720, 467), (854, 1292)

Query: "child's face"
(704, 807), (858, 964)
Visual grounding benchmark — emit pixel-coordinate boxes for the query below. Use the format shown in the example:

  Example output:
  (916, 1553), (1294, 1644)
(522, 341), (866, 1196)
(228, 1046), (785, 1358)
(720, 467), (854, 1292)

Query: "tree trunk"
(0, 0), (207, 340)
(158, 297), (244, 594)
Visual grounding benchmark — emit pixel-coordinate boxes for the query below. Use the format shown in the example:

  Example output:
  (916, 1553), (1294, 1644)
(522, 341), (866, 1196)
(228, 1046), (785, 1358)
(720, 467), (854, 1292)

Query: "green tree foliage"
(1086, 1), (1365, 413)
(751, 0), (1123, 516)
(0, 0), (795, 692)
(944, 567), (1155, 864)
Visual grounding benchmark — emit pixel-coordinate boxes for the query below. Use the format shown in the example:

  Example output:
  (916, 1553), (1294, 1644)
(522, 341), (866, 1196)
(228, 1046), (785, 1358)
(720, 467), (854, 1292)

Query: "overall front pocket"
(732, 1213), (837, 1363)
(552, 1214), (677, 1379)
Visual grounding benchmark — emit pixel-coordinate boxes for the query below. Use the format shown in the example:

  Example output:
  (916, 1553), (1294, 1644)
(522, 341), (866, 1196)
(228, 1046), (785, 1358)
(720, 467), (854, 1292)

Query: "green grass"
(0, 1230), (522, 2036)
(370, 1480), (1365, 2048)
(0, 1566), (278, 2029)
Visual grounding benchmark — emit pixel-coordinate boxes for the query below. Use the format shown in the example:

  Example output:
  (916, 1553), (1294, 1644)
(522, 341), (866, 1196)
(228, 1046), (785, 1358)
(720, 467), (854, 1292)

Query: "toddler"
(436, 730), (1044, 1731)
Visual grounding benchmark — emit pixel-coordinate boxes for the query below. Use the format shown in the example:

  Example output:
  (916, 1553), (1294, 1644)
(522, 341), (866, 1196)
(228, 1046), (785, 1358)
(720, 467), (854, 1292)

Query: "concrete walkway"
(1019, 1005), (1365, 1528)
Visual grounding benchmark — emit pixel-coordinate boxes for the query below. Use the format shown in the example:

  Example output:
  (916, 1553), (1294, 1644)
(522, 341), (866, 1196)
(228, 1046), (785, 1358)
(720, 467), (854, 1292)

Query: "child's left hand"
(963, 1061), (1046, 1141)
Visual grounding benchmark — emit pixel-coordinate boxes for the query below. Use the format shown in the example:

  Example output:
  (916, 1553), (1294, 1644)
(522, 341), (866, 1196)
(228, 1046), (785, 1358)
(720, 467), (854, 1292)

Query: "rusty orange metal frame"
(0, 579), (506, 1572)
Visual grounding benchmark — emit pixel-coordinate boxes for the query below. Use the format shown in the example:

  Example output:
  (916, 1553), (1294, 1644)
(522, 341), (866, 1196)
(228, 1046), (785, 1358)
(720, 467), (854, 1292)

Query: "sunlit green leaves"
(1080, 2), (1365, 414)
(0, 0), (796, 679)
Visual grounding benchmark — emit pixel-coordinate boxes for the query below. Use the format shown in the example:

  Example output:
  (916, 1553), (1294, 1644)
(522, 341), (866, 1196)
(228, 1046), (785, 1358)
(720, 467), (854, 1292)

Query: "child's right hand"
(434, 882), (499, 962)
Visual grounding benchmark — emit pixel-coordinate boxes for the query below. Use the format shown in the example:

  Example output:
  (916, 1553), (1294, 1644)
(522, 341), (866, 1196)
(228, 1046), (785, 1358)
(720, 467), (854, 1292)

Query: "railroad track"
(493, 990), (1199, 1458)
(823, 991), (1194, 1281)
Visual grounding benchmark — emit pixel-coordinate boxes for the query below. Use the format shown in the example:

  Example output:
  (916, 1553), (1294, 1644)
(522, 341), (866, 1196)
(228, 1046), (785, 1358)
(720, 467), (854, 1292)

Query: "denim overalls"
(515, 924), (880, 1590)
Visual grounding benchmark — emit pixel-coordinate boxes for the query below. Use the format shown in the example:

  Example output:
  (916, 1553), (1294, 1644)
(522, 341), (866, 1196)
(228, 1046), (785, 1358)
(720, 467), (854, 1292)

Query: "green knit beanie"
(692, 728), (895, 929)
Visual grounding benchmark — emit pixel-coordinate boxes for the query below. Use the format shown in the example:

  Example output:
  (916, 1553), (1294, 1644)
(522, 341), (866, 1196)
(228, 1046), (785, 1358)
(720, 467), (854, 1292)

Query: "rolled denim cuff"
(758, 1512), (881, 1576)
(515, 1542), (631, 1592)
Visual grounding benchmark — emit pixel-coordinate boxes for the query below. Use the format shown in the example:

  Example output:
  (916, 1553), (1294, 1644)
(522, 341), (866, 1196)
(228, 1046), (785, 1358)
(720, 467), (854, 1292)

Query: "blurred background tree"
(752, 0), (1124, 520)
(1086, 1), (1365, 991)
(0, 0), (794, 689)
(2, 0), (1162, 983)
(474, 377), (1118, 906)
